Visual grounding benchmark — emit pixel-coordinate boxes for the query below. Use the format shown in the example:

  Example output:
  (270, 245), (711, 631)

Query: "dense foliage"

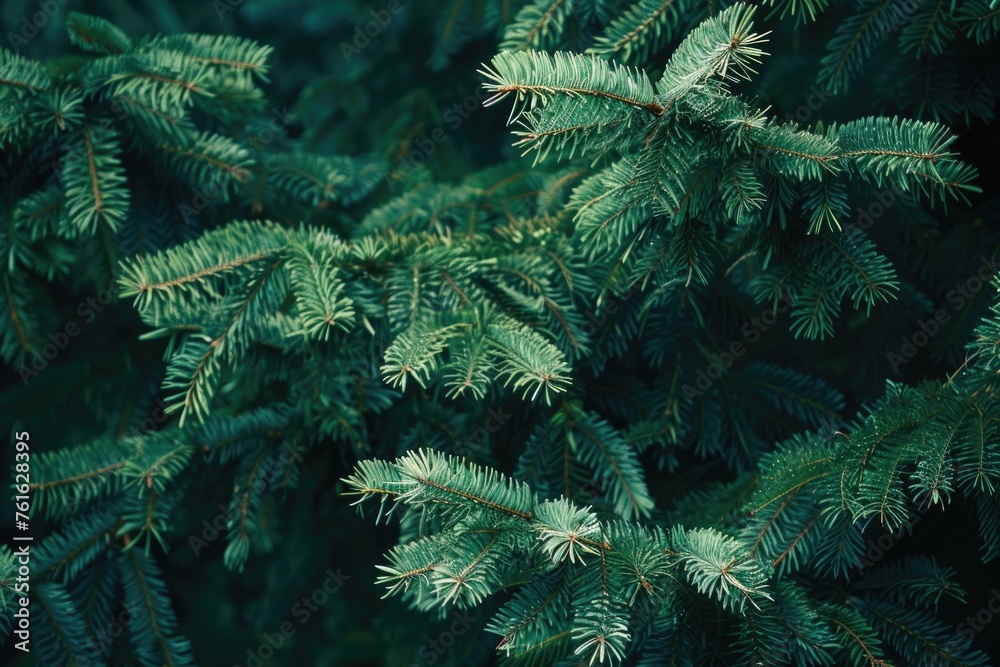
(2, 0), (999, 665)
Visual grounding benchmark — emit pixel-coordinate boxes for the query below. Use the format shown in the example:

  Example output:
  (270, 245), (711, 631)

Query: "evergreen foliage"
(1, 12), (383, 368)
(2, 0), (1000, 665)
